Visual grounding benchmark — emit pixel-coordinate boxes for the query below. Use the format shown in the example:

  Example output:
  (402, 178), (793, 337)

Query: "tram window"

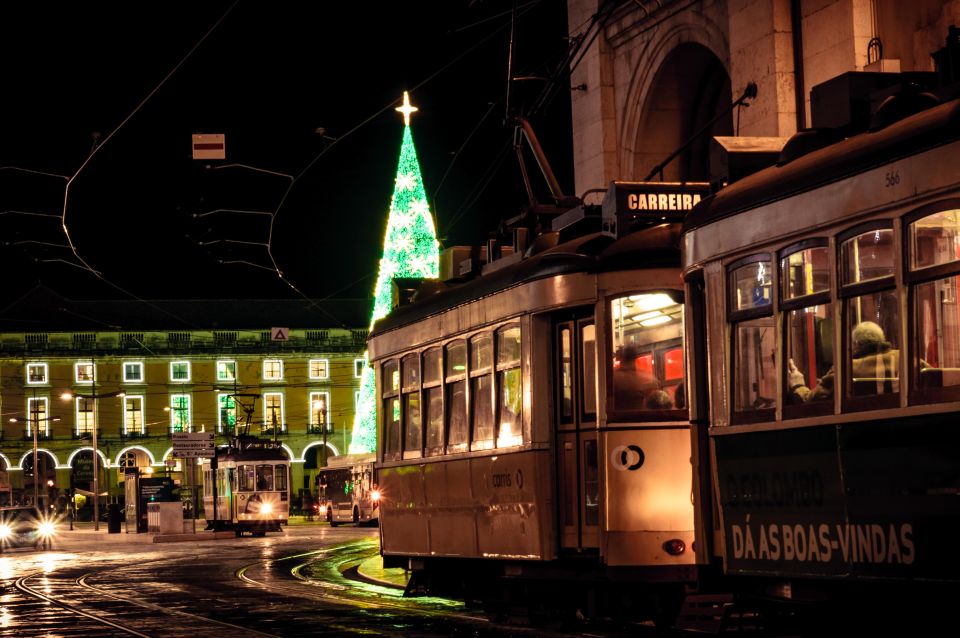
(782, 245), (830, 299)
(729, 260), (772, 311)
(914, 277), (960, 391)
(910, 208), (960, 270)
(733, 318), (776, 412)
(496, 325), (523, 447)
(423, 347), (441, 384)
(559, 327), (573, 422)
(610, 294), (685, 415)
(402, 354), (422, 456)
(423, 347), (444, 455)
(841, 228), (895, 285)
(257, 465), (274, 491)
(238, 465), (256, 491)
(583, 439), (599, 526)
(446, 380), (467, 451)
(470, 334), (494, 450)
(445, 340), (468, 452)
(425, 387), (444, 454)
(908, 207), (960, 399)
(845, 290), (900, 397)
(581, 324), (597, 416)
(785, 305), (834, 405)
(274, 465), (288, 492)
(382, 359), (401, 459)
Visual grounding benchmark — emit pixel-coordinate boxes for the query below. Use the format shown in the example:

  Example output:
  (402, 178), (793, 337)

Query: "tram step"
(676, 594), (764, 634)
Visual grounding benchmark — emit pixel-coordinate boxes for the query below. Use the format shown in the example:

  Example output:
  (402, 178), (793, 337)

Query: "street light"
(61, 389), (124, 531)
(8, 414), (61, 508)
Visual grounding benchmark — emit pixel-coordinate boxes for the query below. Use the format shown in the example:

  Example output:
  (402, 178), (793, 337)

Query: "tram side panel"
(603, 427), (695, 568)
(380, 449), (553, 560)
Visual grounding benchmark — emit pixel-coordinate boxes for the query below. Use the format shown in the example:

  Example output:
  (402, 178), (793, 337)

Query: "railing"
(260, 424), (289, 437)
(307, 424), (333, 435)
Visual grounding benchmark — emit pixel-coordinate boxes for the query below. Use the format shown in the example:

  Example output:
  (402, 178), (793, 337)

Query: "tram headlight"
(370, 489), (381, 503)
(0, 523), (10, 540)
(260, 502), (273, 515)
(38, 521), (56, 538)
(319, 505), (327, 515)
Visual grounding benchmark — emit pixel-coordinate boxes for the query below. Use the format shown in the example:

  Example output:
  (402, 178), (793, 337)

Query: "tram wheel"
(235, 529), (243, 538)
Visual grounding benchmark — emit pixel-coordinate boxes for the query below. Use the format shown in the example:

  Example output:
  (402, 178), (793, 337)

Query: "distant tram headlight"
(38, 521), (56, 537)
(319, 505), (328, 515)
(260, 502), (274, 515)
(0, 524), (11, 540)
(371, 489), (382, 502)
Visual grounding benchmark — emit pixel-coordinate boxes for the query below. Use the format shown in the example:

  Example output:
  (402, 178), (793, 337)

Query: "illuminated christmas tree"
(350, 92), (439, 454)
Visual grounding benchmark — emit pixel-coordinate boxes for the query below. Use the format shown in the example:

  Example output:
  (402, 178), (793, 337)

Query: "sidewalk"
(355, 554), (409, 590)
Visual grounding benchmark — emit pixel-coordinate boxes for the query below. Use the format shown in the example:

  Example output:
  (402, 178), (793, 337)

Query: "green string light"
(350, 96), (439, 454)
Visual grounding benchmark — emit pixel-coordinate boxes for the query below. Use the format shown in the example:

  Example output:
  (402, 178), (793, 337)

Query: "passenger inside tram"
(788, 320), (900, 402)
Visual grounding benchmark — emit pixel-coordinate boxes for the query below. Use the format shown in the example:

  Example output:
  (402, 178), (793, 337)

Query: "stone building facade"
(0, 287), (368, 515)
(567, 0), (960, 191)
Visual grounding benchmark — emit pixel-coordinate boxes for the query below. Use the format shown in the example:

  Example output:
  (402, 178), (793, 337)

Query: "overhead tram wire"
(45, 0), (242, 331)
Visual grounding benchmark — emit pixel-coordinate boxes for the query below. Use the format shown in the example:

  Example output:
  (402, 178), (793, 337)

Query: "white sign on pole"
(271, 327), (289, 341)
(172, 432), (215, 458)
(192, 133), (225, 160)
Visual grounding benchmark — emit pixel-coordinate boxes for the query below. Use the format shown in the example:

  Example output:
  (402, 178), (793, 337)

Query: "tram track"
(11, 568), (280, 638)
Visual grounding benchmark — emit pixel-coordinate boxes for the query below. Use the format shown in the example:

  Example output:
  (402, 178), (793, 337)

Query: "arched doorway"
(22, 450), (58, 510)
(634, 43), (732, 182)
(71, 449), (107, 521)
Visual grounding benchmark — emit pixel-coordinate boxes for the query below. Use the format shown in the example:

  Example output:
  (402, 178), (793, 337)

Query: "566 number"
(884, 169), (901, 187)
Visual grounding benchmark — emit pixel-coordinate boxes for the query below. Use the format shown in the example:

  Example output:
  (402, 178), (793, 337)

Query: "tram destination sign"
(602, 181), (711, 232)
(172, 432), (215, 458)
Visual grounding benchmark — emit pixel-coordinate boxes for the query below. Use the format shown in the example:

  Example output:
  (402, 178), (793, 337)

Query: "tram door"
(556, 315), (599, 551)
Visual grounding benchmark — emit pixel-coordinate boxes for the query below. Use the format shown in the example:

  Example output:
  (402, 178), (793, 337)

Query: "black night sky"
(0, 1), (573, 305)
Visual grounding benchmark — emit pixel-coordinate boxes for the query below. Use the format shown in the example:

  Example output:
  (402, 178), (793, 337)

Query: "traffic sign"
(271, 326), (289, 341)
(172, 432), (215, 458)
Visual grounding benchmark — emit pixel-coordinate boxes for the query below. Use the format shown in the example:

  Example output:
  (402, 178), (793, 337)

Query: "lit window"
(27, 397), (49, 436)
(76, 397), (96, 435)
(218, 393), (237, 433)
(217, 360), (237, 382)
(123, 361), (144, 383)
(310, 391), (330, 431)
(354, 358), (366, 378)
(75, 362), (95, 384)
(263, 359), (283, 381)
(309, 359), (329, 380)
(124, 395), (144, 435)
(170, 361), (191, 383)
(26, 362), (48, 385)
(170, 394), (191, 433)
(263, 392), (285, 432)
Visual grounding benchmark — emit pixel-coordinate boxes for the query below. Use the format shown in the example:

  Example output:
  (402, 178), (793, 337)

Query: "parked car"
(0, 506), (55, 552)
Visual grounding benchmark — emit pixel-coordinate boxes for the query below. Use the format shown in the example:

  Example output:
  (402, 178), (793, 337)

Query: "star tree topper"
(395, 91), (419, 126)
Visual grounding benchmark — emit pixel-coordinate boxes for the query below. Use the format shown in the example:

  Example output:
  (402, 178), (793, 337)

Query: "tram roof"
(683, 97), (960, 233)
(370, 224), (680, 336)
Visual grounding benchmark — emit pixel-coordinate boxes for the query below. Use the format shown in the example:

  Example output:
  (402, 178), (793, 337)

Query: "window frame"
(123, 395), (145, 435)
(217, 393), (237, 433)
(401, 353), (423, 458)
(904, 199), (960, 405)
(26, 396), (49, 436)
(262, 359), (284, 382)
(123, 361), (145, 384)
(422, 347), (445, 456)
(779, 239), (835, 420)
(75, 361), (95, 384)
(262, 391), (285, 433)
(837, 221), (900, 412)
(469, 333), (494, 451)
(495, 324), (523, 448)
(354, 358), (366, 379)
(75, 396), (96, 436)
(444, 339), (469, 454)
(216, 360), (237, 383)
(727, 254), (776, 425)
(381, 359), (401, 460)
(26, 362), (48, 385)
(309, 391), (331, 433)
(169, 361), (191, 383)
(169, 393), (191, 433)
(308, 359), (330, 380)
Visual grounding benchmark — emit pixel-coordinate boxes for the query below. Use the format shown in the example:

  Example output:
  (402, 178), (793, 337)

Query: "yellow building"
(0, 286), (368, 516)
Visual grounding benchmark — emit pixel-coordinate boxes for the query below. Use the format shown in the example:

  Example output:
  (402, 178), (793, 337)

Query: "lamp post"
(9, 414), (61, 508)
(61, 388), (124, 531)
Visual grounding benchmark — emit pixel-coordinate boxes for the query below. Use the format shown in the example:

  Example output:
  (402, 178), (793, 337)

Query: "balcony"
(121, 429), (149, 439)
(22, 431), (53, 441)
(307, 424), (333, 435)
(260, 424), (288, 437)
